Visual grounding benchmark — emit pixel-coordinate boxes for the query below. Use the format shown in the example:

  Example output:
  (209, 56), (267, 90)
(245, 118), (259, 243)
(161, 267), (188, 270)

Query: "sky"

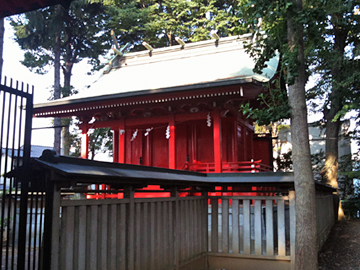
(2, 18), (99, 148)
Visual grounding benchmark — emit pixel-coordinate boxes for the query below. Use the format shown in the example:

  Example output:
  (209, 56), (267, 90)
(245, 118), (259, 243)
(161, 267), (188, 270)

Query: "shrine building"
(33, 34), (279, 174)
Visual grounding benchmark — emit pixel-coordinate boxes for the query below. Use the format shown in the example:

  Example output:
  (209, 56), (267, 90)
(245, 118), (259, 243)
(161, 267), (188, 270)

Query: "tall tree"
(287, 0), (317, 267)
(54, 5), (62, 154)
(11, 1), (112, 154)
(240, 0), (317, 267)
(306, 0), (360, 192)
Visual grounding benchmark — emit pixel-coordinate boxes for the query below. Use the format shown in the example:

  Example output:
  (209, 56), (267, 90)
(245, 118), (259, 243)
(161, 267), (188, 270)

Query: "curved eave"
(34, 77), (263, 117)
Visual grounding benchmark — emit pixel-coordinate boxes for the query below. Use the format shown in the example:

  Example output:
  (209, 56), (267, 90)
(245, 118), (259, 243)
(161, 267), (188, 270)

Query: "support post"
(113, 128), (119, 162)
(124, 186), (135, 270)
(212, 108), (222, 172)
(171, 187), (180, 270)
(41, 179), (61, 270)
(119, 119), (125, 163)
(169, 114), (176, 169)
(81, 124), (89, 159)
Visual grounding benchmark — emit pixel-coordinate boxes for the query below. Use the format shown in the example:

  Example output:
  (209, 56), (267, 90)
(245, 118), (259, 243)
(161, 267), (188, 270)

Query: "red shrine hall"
(34, 34), (279, 178)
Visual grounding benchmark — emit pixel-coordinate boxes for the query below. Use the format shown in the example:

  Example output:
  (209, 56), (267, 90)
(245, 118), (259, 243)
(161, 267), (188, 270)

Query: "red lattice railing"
(182, 160), (272, 173)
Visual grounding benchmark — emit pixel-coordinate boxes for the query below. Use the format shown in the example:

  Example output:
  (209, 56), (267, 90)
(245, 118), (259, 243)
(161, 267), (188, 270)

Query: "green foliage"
(240, 78), (290, 125)
(10, 1), (112, 76)
(107, 0), (246, 49)
(89, 128), (113, 160)
(341, 198), (360, 219)
(275, 149), (292, 172)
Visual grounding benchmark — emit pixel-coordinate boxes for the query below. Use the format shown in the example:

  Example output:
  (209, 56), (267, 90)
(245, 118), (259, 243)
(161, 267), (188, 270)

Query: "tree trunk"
(53, 7), (62, 155)
(0, 18), (4, 78)
(287, 0), (318, 269)
(322, 20), (348, 220)
(61, 47), (74, 156)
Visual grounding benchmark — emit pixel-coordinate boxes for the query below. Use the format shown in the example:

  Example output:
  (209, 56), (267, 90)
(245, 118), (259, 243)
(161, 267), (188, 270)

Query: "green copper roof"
(34, 34), (279, 110)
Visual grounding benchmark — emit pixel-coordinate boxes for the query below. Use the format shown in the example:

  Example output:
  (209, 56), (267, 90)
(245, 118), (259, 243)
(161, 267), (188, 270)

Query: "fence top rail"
(209, 195), (289, 201)
(61, 195), (206, 206)
(0, 79), (33, 98)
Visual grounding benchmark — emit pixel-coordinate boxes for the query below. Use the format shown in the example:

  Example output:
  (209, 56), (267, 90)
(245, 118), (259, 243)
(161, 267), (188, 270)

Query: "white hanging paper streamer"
(131, 129), (138, 141)
(120, 129), (125, 135)
(207, 112), (212, 127)
(144, 127), (153, 136)
(166, 125), (170, 139)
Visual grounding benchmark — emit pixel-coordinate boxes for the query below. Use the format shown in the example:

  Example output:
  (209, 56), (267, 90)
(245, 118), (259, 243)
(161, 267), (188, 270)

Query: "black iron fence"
(0, 77), (35, 270)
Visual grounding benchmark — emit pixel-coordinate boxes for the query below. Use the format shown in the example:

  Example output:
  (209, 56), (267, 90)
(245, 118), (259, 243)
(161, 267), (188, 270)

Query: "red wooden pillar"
(232, 120), (238, 162)
(113, 128), (119, 163)
(169, 114), (176, 169)
(119, 119), (126, 163)
(81, 124), (89, 159)
(212, 108), (222, 172)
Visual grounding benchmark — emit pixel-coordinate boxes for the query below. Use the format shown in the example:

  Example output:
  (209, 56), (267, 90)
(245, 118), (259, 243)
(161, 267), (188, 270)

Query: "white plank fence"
(53, 196), (207, 270)
(48, 190), (335, 270)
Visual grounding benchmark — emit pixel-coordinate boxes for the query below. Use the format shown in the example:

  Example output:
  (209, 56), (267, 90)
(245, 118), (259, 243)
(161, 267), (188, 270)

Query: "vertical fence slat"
(232, 199), (239, 254)
(168, 201), (174, 268)
(211, 198), (218, 253)
(150, 202), (156, 270)
(119, 203), (126, 269)
(174, 192), (180, 270)
(109, 204), (117, 270)
(89, 205), (98, 270)
(185, 200), (190, 260)
(163, 201), (168, 268)
(195, 199), (200, 255)
(203, 196), (208, 255)
(142, 202), (149, 269)
(128, 188), (135, 270)
(180, 200), (185, 262)
(156, 202), (162, 269)
(189, 199), (194, 257)
(222, 199), (229, 253)
(135, 203), (141, 270)
(65, 206), (75, 270)
(77, 205), (86, 270)
(254, 199), (262, 255)
(277, 199), (286, 256)
(266, 199), (274, 256)
(101, 205), (108, 270)
(243, 199), (251, 255)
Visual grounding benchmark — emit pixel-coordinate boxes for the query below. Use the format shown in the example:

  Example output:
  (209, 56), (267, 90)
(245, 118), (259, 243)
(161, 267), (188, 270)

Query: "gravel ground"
(319, 219), (360, 270)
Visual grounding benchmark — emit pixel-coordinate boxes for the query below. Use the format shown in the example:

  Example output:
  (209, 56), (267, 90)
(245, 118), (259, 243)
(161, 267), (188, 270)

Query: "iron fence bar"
(0, 83), (32, 98)
(17, 83), (33, 270)
(38, 191), (45, 269)
(7, 80), (19, 270)
(4, 79), (14, 270)
(12, 81), (26, 270)
(33, 192), (39, 270)
(27, 192), (34, 270)
(0, 78), (8, 251)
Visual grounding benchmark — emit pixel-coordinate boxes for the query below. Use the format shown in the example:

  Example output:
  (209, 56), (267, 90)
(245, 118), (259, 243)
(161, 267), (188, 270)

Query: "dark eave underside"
(33, 78), (262, 118)
(0, 0), (73, 18)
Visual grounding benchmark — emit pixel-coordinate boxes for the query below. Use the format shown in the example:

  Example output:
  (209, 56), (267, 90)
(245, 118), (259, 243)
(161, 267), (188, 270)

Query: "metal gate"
(0, 76), (39, 270)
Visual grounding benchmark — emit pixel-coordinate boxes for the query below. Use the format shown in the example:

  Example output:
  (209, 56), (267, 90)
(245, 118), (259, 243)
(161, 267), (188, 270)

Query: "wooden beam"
(119, 119), (125, 163)
(112, 129), (119, 163)
(212, 108), (222, 172)
(80, 125), (89, 159)
(169, 114), (176, 169)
